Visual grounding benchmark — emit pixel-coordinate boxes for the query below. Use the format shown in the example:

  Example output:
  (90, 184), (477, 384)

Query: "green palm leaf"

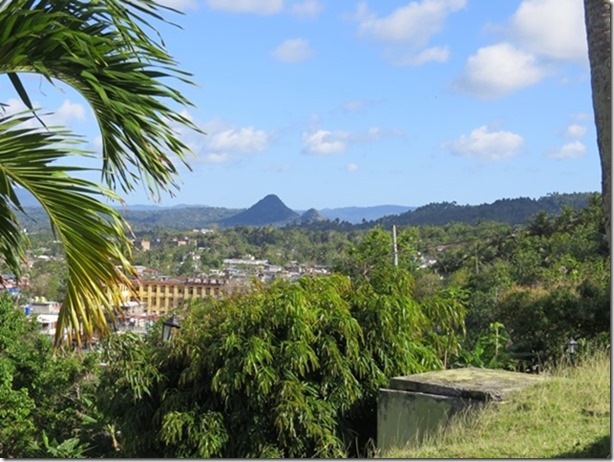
(0, 111), (136, 345)
(1, 0), (199, 198)
(0, 0), (200, 345)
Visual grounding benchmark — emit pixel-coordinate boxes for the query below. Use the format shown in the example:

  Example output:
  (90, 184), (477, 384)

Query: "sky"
(3, 0), (603, 210)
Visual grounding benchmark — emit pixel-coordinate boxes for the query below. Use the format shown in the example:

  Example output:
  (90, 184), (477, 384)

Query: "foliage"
(453, 321), (516, 370)
(376, 192), (595, 228)
(426, 195), (610, 368)
(29, 431), (92, 459)
(0, 0), (197, 345)
(0, 294), (114, 457)
(24, 259), (68, 301)
(96, 228), (467, 458)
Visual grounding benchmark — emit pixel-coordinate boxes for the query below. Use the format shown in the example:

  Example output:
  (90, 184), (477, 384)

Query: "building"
(22, 298), (61, 339)
(134, 277), (227, 315)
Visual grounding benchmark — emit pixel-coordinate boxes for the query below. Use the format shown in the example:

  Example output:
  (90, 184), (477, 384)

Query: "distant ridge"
(373, 192), (597, 227)
(298, 208), (327, 224)
(14, 190), (598, 233)
(220, 194), (299, 227)
(319, 205), (414, 224)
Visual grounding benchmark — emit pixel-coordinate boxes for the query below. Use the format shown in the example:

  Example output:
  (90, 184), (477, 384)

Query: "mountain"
(121, 206), (241, 232)
(14, 190), (598, 233)
(319, 205), (415, 224)
(219, 194), (299, 227)
(373, 192), (597, 228)
(297, 208), (327, 225)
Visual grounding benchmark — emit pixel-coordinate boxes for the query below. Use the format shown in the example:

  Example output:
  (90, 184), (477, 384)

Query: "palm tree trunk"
(584, 0), (611, 250)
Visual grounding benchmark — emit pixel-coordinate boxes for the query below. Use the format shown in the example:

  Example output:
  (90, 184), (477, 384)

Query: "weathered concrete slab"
(378, 368), (546, 452)
(389, 367), (546, 401)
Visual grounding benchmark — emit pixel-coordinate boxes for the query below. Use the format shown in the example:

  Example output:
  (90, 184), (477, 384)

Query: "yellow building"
(134, 277), (227, 315)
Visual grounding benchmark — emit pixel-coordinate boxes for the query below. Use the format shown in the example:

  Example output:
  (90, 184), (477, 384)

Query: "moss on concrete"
(389, 367), (546, 401)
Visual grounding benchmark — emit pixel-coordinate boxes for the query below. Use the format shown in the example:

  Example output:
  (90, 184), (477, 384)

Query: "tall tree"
(0, 0), (198, 345)
(584, 0), (611, 249)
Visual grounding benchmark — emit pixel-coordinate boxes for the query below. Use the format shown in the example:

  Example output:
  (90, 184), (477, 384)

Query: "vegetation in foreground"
(0, 199), (609, 457)
(382, 347), (611, 459)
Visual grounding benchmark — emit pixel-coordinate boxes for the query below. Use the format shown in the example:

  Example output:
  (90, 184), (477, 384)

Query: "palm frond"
(0, 0), (200, 200)
(0, 0), (201, 345)
(0, 111), (136, 346)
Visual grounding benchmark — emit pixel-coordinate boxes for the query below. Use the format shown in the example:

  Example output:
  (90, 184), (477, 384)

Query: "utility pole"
(392, 225), (398, 267)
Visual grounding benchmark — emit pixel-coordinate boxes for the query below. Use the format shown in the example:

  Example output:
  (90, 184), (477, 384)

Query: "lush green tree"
(446, 199), (610, 368)
(0, 0), (197, 345)
(24, 259), (67, 301)
(0, 294), (113, 457)
(95, 228), (466, 458)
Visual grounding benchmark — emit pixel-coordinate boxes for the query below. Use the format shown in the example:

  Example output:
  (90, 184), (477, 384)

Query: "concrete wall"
(377, 367), (546, 453)
(377, 388), (482, 451)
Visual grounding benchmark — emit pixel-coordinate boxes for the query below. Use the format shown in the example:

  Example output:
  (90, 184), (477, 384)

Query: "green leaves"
(2, 0), (199, 196)
(96, 260), (467, 457)
(0, 112), (135, 344)
(0, 0), (199, 344)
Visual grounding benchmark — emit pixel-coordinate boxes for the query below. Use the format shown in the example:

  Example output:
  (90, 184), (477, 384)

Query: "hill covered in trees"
(16, 192), (596, 233)
(219, 194), (299, 227)
(373, 192), (595, 228)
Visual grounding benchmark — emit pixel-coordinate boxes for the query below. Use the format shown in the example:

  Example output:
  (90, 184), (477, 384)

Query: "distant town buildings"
(134, 277), (227, 315)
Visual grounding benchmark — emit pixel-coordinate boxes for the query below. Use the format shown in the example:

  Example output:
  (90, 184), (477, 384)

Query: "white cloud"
(157, 0), (198, 10)
(206, 0), (283, 14)
(1, 99), (38, 128)
(509, 0), (587, 62)
(395, 45), (449, 66)
(2, 98), (30, 116)
(355, 0), (466, 45)
(203, 153), (231, 164)
(208, 126), (271, 153)
(445, 125), (524, 160)
(2, 98), (86, 128)
(455, 42), (547, 99)
(565, 123), (587, 138)
(301, 126), (401, 155)
(272, 38), (315, 63)
(291, 0), (322, 18)
(54, 99), (86, 124)
(342, 100), (367, 113)
(346, 162), (359, 173)
(302, 129), (349, 155)
(184, 118), (274, 164)
(549, 141), (586, 159)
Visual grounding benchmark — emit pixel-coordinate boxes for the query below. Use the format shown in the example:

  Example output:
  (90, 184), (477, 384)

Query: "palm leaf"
(0, 0), (201, 345)
(0, 0), (200, 199)
(0, 111), (136, 345)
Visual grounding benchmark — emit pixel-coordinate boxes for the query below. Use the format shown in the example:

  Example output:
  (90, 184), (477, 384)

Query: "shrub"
(98, 270), (466, 457)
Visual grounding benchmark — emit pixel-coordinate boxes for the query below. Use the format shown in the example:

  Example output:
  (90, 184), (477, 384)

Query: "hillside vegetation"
(382, 348), (611, 459)
(374, 192), (594, 228)
(15, 191), (595, 233)
(3, 193), (609, 457)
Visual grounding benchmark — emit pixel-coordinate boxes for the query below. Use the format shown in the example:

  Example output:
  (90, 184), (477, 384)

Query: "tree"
(0, 294), (113, 457)
(0, 0), (198, 345)
(95, 229), (467, 457)
(584, 0), (611, 249)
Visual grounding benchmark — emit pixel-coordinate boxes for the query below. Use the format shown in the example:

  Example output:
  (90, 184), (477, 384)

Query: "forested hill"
(373, 192), (596, 228)
(219, 194), (299, 227)
(16, 192), (598, 233)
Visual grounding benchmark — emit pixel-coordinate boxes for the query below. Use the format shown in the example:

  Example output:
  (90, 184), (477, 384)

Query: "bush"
(98, 269), (466, 457)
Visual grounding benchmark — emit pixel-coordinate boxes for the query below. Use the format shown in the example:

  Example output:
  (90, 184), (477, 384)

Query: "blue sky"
(5, 0), (601, 210)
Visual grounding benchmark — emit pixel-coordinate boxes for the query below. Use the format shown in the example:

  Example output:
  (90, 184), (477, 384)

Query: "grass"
(381, 348), (611, 458)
